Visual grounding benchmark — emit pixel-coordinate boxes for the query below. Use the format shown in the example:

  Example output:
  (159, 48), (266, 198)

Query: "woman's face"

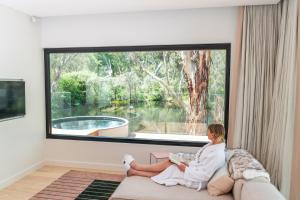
(208, 130), (215, 141)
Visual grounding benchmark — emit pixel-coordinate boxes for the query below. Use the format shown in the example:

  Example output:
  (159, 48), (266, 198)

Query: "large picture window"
(45, 44), (230, 146)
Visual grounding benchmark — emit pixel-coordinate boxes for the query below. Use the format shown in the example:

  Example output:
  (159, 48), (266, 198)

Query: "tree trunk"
(182, 50), (212, 135)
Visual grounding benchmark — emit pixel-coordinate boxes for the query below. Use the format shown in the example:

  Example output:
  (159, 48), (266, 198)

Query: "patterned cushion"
(228, 149), (268, 180)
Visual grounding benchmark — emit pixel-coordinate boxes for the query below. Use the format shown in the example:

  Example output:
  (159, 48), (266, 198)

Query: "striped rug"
(76, 180), (120, 200)
(30, 170), (125, 200)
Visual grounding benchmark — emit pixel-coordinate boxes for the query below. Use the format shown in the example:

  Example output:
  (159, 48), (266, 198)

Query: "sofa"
(110, 149), (285, 200)
(110, 176), (285, 200)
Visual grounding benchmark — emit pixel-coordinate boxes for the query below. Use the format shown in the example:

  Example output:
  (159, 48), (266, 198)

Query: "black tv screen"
(0, 80), (25, 120)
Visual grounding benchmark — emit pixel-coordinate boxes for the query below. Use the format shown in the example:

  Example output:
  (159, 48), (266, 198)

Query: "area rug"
(30, 170), (125, 200)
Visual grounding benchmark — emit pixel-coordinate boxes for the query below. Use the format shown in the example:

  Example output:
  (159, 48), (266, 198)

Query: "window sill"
(46, 133), (209, 147)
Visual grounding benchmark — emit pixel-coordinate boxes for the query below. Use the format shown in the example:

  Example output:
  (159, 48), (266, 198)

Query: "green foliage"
(111, 85), (128, 100)
(143, 81), (165, 102)
(91, 52), (133, 76)
(207, 50), (226, 123)
(50, 49), (227, 125)
(57, 72), (88, 106)
(51, 92), (72, 118)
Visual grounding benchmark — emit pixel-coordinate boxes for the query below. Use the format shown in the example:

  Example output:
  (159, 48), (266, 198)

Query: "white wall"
(41, 8), (238, 47)
(0, 5), (44, 188)
(42, 7), (238, 171)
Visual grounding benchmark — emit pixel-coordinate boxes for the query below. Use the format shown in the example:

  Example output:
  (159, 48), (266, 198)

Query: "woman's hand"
(177, 162), (187, 172)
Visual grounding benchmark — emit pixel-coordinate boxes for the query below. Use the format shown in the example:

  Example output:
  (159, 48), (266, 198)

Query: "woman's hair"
(208, 123), (225, 142)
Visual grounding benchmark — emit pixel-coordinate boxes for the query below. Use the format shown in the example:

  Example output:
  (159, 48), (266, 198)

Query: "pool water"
(52, 116), (127, 130)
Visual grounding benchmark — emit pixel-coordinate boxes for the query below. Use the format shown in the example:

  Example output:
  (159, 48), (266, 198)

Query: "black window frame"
(45, 43), (231, 147)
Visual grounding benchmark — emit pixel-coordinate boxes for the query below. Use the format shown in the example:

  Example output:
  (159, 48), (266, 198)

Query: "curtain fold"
(231, 0), (298, 198)
(227, 7), (244, 148)
(290, 1), (300, 199)
(233, 4), (280, 152)
(265, 1), (298, 197)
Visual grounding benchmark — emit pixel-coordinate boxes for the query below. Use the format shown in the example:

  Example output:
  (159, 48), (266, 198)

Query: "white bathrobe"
(151, 142), (226, 190)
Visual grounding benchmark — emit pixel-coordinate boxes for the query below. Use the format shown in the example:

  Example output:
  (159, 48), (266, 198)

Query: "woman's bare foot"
(130, 160), (138, 169)
(127, 168), (135, 176)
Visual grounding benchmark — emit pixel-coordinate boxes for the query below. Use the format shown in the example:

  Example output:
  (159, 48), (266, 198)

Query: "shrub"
(58, 72), (88, 106)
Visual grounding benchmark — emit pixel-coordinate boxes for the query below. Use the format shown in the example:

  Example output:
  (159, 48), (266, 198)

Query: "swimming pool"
(52, 116), (129, 137)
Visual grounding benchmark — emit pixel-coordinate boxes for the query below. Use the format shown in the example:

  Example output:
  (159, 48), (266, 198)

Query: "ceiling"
(0, 0), (280, 17)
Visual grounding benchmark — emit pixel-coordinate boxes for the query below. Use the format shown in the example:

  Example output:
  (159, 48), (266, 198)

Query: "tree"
(130, 50), (212, 135)
(57, 72), (87, 106)
(182, 50), (212, 134)
(50, 53), (78, 92)
(50, 53), (97, 92)
(129, 52), (188, 110)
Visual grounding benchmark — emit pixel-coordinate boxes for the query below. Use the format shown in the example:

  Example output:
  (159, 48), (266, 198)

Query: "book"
(168, 153), (184, 165)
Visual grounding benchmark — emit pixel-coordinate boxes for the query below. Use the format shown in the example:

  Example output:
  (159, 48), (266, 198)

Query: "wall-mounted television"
(0, 80), (25, 121)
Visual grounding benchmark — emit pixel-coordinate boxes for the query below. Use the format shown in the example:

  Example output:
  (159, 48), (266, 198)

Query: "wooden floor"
(0, 165), (123, 200)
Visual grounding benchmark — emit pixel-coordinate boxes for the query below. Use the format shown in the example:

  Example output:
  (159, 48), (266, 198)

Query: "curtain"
(290, 1), (300, 199)
(231, 0), (299, 198)
(227, 7), (244, 147)
(231, 5), (280, 151)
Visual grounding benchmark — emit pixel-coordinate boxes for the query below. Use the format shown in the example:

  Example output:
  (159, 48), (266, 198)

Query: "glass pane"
(49, 49), (227, 142)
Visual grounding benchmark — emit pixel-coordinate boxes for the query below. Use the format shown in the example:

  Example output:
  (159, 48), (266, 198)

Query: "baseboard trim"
(44, 159), (123, 173)
(0, 161), (44, 190)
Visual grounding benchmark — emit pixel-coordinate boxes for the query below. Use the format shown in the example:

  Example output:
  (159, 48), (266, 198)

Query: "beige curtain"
(231, 0), (298, 198)
(290, 1), (300, 199)
(227, 7), (244, 148)
(232, 5), (280, 151)
(265, 0), (298, 197)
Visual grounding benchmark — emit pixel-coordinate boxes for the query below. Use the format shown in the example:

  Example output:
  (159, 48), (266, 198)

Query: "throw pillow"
(207, 164), (234, 196)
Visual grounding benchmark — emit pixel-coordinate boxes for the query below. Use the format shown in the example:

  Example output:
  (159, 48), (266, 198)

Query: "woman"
(123, 123), (226, 191)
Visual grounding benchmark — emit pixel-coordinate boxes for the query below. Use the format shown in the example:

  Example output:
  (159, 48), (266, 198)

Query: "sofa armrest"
(241, 181), (285, 200)
(232, 179), (245, 200)
(233, 177), (270, 200)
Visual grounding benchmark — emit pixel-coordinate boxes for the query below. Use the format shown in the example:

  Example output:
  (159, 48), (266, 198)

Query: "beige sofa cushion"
(232, 177), (270, 200)
(232, 179), (245, 200)
(111, 176), (233, 200)
(208, 165), (234, 196)
(241, 181), (285, 200)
